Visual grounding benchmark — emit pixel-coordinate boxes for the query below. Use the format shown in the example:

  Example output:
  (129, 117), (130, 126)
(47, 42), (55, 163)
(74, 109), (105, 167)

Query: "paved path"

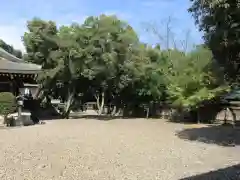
(0, 119), (239, 180)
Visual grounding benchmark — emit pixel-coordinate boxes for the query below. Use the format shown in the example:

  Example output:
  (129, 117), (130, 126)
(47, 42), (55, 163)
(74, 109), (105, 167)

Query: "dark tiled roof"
(0, 48), (41, 74)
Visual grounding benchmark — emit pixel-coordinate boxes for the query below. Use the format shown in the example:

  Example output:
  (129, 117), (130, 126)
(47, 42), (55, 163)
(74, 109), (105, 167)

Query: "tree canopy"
(164, 46), (227, 110)
(23, 17), (58, 69)
(21, 14), (228, 121)
(189, 0), (240, 84)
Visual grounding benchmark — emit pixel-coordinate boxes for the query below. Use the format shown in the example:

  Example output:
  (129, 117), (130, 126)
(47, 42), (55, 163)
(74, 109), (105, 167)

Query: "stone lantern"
(16, 95), (24, 126)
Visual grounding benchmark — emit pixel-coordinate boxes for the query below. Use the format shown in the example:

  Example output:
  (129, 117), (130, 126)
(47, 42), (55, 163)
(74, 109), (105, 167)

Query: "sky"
(0, 0), (203, 51)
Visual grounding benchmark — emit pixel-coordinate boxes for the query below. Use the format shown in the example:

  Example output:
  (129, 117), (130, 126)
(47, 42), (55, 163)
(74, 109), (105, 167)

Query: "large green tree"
(162, 46), (228, 122)
(36, 24), (92, 118)
(22, 15), (144, 116)
(22, 18), (60, 106)
(77, 15), (140, 114)
(189, 0), (240, 84)
(23, 18), (59, 69)
(22, 14), (228, 120)
(127, 45), (167, 117)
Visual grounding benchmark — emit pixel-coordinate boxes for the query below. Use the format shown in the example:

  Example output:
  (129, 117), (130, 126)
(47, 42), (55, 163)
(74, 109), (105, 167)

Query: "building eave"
(0, 69), (41, 74)
(0, 47), (42, 74)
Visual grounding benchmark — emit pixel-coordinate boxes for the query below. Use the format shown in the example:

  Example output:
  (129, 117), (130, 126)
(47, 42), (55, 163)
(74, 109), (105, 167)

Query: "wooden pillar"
(9, 75), (18, 96)
(9, 81), (14, 95)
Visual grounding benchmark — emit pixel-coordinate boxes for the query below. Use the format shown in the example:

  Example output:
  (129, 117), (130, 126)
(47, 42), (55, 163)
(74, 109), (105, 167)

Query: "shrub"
(0, 92), (17, 117)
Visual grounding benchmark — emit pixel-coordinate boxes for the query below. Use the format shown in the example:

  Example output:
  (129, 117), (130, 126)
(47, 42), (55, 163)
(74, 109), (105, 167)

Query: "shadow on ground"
(176, 125), (240, 147)
(180, 164), (240, 180)
(69, 114), (140, 121)
(39, 116), (62, 121)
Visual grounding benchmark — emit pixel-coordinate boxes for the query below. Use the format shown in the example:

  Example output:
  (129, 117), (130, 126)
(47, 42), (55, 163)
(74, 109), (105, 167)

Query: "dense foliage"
(189, 0), (240, 84)
(0, 92), (16, 117)
(164, 46), (228, 110)
(21, 14), (228, 121)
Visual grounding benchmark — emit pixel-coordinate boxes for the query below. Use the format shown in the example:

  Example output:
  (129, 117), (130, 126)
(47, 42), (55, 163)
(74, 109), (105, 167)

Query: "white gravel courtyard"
(0, 118), (239, 180)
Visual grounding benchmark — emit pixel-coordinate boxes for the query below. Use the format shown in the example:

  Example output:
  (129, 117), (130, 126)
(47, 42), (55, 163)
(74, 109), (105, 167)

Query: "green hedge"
(0, 92), (17, 116)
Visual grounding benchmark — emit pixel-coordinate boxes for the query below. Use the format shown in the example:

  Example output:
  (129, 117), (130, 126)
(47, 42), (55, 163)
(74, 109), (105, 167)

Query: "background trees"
(23, 18), (59, 69)
(189, 0), (240, 85)
(0, 92), (17, 126)
(18, 13), (229, 121)
(78, 15), (140, 114)
(0, 39), (22, 58)
(163, 47), (228, 119)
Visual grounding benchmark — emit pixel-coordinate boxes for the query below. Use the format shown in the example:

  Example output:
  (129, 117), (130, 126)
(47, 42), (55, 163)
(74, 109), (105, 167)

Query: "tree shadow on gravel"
(69, 114), (140, 121)
(176, 125), (240, 147)
(180, 164), (240, 180)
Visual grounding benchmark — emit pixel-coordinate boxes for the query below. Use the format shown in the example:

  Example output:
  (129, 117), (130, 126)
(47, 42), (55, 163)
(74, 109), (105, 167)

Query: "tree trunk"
(63, 90), (75, 119)
(111, 105), (116, 116)
(197, 110), (200, 124)
(95, 92), (105, 115)
(146, 106), (150, 119)
(115, 108), (121, 116)
(226, 107), (236, 126)
(33, 86), (42, 99)
(3, 115), (8, 126)
(224, 108), (227, 125)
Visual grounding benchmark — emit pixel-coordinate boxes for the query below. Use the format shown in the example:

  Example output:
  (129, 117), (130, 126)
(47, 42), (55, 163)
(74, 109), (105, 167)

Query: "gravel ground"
(0, 118), (239, 180)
